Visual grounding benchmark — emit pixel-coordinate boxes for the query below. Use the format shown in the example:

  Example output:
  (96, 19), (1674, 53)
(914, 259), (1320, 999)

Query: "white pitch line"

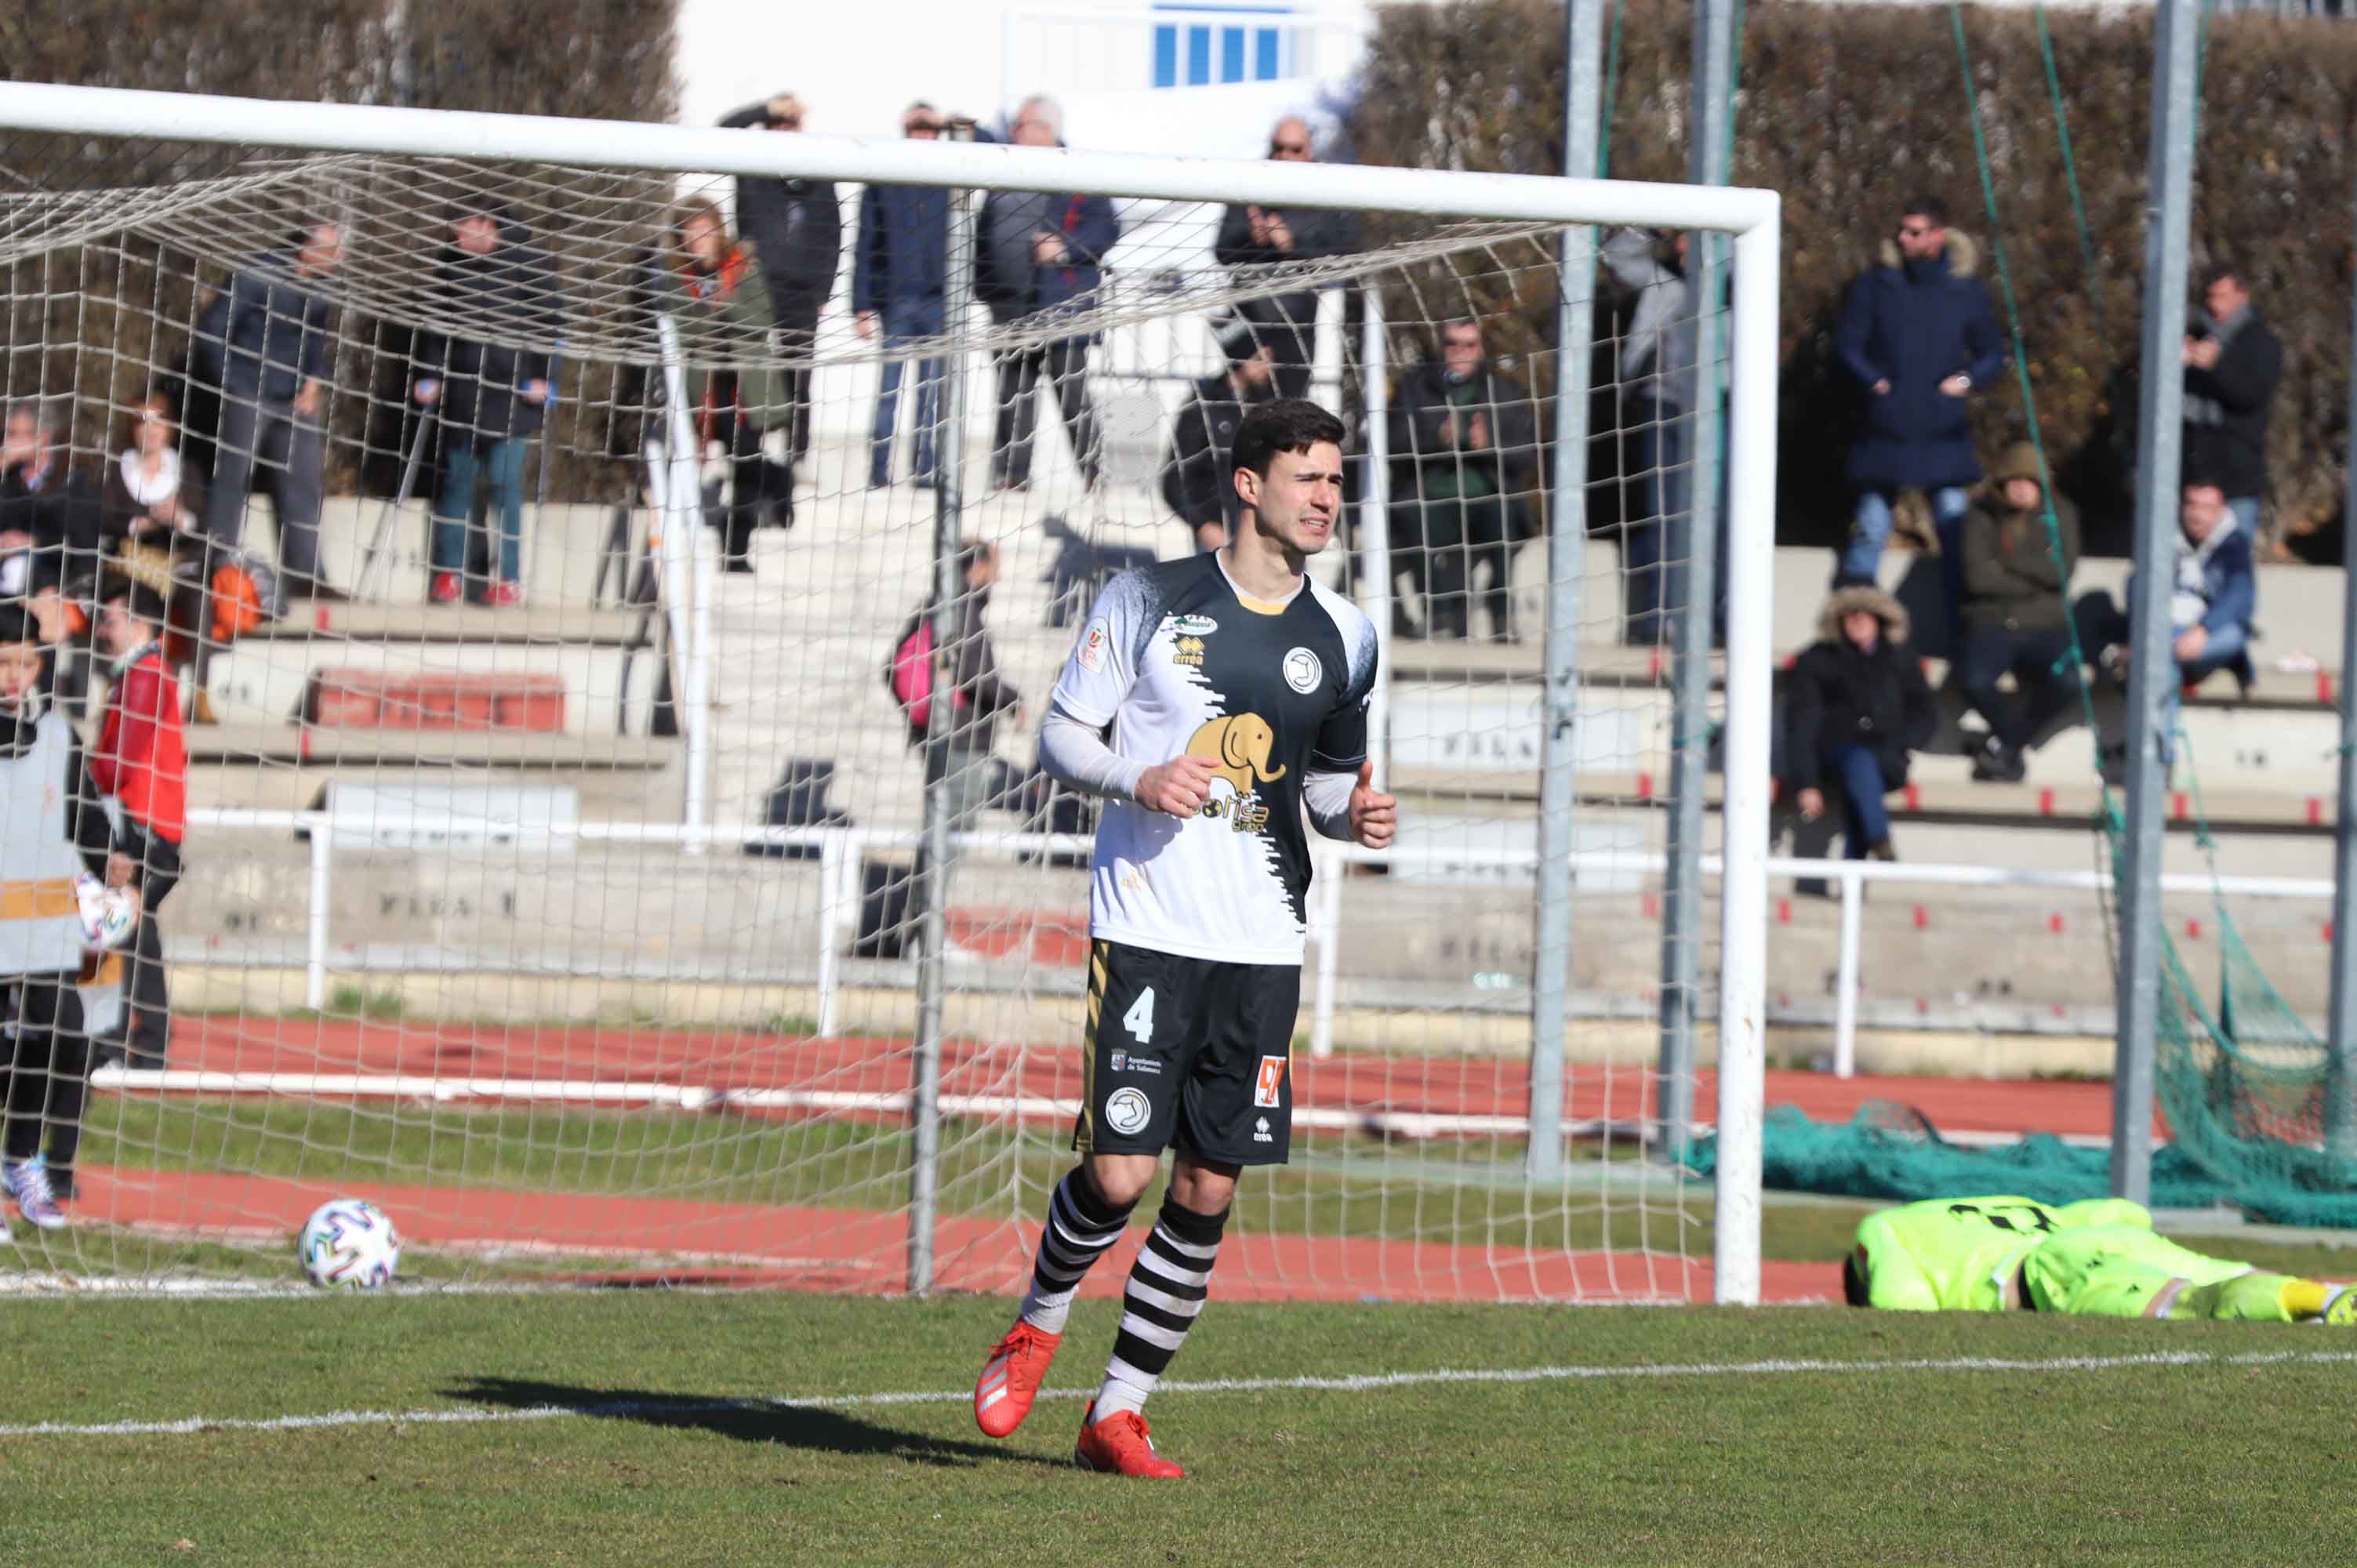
(8, 1348), (2354, 1439)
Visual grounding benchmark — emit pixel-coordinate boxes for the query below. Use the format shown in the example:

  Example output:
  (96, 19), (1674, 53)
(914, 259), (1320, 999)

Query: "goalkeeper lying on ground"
(1843, 1194), (2357, 1323)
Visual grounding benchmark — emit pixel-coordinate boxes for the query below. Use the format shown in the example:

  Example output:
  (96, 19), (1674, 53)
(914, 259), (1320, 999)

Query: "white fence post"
(816, 829), (848, 1039)
(306, 816), (333, 1012)
(1310, 849), (1342, 1059)
(1834, 867), (1864, 1080)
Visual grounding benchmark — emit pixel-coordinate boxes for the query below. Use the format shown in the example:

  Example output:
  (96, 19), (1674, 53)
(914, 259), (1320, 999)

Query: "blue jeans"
(433, 436), (526, 581)
(2163, 619), (2250, 764)
(1839, 485), (1970, 588)
(1831, 744), (1891, 859)
(870, 298), (946, 487)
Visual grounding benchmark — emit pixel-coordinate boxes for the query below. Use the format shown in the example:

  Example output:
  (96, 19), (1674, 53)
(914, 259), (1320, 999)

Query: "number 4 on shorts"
(1122, 986), (1155, 1046)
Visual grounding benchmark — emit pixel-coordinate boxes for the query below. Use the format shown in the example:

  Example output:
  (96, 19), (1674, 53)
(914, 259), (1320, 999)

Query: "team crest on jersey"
(1282, 647), (1323, 694)
(1172, 635), (1206, 669)
(1168, 614), (1218, 636)
(1078, 617), (1110, 673)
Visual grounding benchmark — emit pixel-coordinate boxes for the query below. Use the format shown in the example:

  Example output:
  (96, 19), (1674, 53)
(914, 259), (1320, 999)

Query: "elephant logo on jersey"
(1187, 713), (1287, 797)
(1185, 713), (1284, 833)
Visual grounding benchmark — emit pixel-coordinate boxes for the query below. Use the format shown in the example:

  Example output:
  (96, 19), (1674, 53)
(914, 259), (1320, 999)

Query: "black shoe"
(723, 556), (756, 575)
(1970, 735), (2026, 784)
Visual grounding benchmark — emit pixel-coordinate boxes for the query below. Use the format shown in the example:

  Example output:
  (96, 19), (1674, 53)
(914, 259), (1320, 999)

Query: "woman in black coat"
(1785, 585), (1937, 860)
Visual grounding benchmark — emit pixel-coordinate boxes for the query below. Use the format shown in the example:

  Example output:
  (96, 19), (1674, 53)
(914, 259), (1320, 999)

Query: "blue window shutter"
(1187, 24), (1211, 85)
(1153, 24), (1178, 89)
(1255, 26), (1280, 80)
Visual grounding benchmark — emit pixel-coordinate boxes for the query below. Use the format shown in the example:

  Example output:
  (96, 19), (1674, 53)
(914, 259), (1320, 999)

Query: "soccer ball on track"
(297, 1198), (401, 1290)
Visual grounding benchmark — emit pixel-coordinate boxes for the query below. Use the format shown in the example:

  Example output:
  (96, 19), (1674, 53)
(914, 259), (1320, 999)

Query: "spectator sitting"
(1785, 585), (1937, 863)
(853, 101), (953, 490)
(412, 201), (562, 608)
(101, 392), (204, 550)
(1161, 314), (1278, 554)
(719, 92), (841, 474)
(193, 220), (349, 601)
(2181, 263), (2282, 553)
(1833, 196), (2005, 625)
(1956, 441), (2082, 784)
(1600, 227), (1695, 646)
(2099, 478), (2256, 775)
(1386, 317), (1540, 642)
(662, 197), (794, 575)
(0, 397), (100, 647)
(977, 96), (1120, 494)
(90, 579), (187, 1076)
(1211, 117), (1364, 403)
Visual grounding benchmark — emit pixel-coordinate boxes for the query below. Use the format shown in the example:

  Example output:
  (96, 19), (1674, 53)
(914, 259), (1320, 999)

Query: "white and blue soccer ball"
(74, 872), (137, 950)
(297, 1198), (401, 1290)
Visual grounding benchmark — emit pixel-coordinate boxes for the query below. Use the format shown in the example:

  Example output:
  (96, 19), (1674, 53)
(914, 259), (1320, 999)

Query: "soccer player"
(1843, 1193), (2357, 1323)
(974, 399), (1393, 1477)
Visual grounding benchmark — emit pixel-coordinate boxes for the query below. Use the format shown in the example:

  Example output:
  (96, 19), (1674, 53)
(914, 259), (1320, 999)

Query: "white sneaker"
(5, 1159), (65, 1232)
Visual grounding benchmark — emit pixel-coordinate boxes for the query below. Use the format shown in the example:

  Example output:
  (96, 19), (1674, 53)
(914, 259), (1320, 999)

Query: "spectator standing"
(1212, 118), (1363, 403)
(853, 103), (953, 490)
(1833, 198), (2004, 609)
(2182, 264), (2282, 550)
(1, 397), (101, 637)
(195, 221), (347, 601)
(720, 92), (840, 474)
(661, 198), (794, 575)
(978, 96), (1120, 494)
(1956, 442), (2082, 783)
(412, 202), (562, 607)
(1161, 315), (1277, 553)
(0, 601), (135, 1236)
(1386, 318), (1539, 641)
(1600, 227), (1695, 644)
(1785, 586), (1936, 862)
(90, 580), (186, 1073)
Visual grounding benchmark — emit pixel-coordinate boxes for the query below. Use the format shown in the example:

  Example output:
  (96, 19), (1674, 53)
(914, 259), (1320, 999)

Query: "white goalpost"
(0, 83), (1778, 1304)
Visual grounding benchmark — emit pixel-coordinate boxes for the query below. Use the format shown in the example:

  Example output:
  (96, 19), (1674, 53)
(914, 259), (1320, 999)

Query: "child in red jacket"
(92, 579), (185, 1080)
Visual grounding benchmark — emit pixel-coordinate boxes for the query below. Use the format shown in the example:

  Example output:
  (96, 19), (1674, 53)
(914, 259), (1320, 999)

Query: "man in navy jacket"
(853, 103), (953, 489)
(1833, 196), (2005, 618)
(976, 96), (1120, 493)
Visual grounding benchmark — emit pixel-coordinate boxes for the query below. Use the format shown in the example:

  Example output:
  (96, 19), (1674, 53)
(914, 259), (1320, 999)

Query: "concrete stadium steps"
(199, 641), (647, 740)
(185, 722), (673, 770)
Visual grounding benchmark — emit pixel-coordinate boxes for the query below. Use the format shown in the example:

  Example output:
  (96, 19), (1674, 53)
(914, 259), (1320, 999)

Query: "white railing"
(183, 808), (2334, 1075)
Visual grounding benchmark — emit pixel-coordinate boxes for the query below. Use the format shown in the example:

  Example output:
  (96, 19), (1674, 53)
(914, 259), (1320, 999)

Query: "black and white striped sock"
(1016, 1167), (1135, 1336)
(1091, 1197), (1228, 1422)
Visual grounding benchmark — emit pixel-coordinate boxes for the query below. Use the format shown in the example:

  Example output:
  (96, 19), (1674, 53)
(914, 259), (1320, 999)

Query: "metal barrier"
(180, 808), (2337, 1073)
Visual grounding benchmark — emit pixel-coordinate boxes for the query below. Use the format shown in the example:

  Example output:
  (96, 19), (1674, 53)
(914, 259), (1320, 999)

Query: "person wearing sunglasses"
(853, 103), (953, 489)
(720, 91), (841, 494)
(1832, 194), (2004, 639)
(1211, 118), (1363, 404)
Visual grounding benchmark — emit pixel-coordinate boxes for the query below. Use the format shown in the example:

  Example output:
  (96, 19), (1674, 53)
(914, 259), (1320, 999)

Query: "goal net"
(0, 96), (1771, 1302)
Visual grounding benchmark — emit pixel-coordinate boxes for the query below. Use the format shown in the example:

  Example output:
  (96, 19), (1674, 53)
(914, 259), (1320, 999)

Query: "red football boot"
(974, 1319), (1062, 1438)
(1073, 1400), (1185, 1479)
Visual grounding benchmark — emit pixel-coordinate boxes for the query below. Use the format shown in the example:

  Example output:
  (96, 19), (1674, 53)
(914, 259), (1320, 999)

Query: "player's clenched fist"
(1135, 753), (1219, 818)
(1349, 760), (1396, 850)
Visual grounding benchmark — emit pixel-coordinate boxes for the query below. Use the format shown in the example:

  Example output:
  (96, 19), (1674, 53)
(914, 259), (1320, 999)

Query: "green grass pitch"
(3, 1290), (2352, 1564)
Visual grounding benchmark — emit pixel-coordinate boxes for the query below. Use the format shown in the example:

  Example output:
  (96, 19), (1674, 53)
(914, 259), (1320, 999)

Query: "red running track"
(159, 1017), (2150, 1141)
(78, 1165), (1838, 1305)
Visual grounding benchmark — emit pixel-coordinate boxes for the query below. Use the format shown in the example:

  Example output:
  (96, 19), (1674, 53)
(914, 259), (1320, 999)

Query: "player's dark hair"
(1235, 399), (1346, 481)
(1901, 194), (1948, 227)
(1840, 1251), (1869, 1308)
(0, 601), (35, 648)
(2201, 261), (2246, 294)
(100, 576), (168, 628)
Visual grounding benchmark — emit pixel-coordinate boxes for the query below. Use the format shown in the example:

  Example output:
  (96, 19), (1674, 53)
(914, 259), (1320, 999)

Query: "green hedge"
(1352, 0), (2357, 561)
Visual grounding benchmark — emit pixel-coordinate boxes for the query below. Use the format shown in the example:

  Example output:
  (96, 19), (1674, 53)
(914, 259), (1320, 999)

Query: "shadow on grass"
(446, 1376), (1059, 1469)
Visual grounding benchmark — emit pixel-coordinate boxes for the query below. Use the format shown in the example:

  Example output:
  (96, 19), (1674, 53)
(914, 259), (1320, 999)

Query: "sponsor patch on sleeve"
(1077, 617), (1110, 674)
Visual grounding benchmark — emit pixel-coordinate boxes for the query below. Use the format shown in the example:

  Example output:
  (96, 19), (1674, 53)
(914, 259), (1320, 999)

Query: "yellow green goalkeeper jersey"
(1851, 1195), (2155, 1312)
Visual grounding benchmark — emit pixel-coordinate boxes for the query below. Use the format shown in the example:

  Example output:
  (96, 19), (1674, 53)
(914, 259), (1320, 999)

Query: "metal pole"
(1528, 0), (1605, 1185)
(1833, 868), (1862, 1079)
(653, 315), (710, 840)
(908, 159), (979, 1298)
(306, 818), (332, 1012)
(2114, 0), (2200, 1205)
(1659, 0), (1732, 1166)
(2330, 159), (2357, 1156)
(1356, 289), (1393, 779)
(1710, 207), (1782, 1308)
